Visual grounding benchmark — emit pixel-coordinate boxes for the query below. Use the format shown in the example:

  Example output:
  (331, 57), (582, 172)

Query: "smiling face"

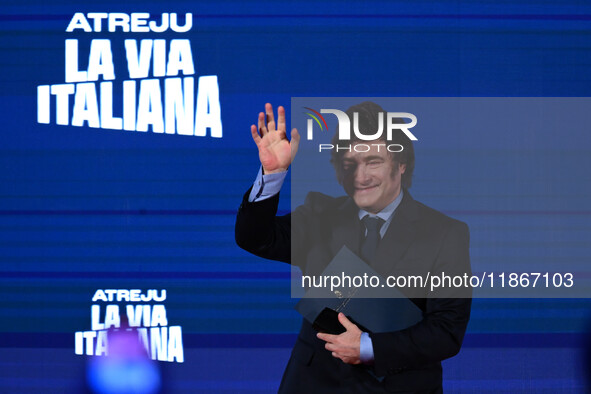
(340, 143), (406, 214)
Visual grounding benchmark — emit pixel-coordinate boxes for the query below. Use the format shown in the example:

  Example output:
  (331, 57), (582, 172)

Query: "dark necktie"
(361, 216), (385, 263)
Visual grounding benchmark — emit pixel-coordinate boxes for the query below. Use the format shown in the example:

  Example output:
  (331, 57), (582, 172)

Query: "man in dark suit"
(235, 102), (471, 393)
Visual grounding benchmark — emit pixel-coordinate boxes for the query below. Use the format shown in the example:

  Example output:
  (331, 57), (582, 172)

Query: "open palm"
(250, 103), (300, 174)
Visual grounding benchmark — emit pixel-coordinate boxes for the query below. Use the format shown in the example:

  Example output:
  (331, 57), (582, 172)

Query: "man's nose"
(354, 164), (370, 184)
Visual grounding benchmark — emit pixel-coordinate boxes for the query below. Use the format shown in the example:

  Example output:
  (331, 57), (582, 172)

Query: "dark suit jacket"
(235, 188), (471, 393)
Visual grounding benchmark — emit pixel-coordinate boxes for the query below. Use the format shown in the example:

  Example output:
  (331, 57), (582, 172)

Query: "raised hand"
(250, 103), (300, 174)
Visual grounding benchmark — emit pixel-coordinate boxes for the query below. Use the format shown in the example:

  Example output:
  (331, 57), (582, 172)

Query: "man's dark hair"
(330, 101), (415, 189)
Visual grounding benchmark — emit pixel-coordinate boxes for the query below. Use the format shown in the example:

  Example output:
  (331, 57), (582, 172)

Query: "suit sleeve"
(235, 187), (292, 263)
(369, 221), (472, 377)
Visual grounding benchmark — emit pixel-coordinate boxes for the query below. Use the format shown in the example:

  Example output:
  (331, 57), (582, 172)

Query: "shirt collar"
(357, 189), (404, 222)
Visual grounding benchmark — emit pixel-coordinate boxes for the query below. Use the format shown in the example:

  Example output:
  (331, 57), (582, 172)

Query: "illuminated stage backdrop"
(1, 2), (591, 393)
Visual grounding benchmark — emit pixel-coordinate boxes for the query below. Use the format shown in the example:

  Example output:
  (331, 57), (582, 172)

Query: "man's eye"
(368, 161), (383, 167)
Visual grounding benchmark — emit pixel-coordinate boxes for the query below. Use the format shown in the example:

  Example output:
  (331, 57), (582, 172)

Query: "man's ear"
(399, 163), (407, 174)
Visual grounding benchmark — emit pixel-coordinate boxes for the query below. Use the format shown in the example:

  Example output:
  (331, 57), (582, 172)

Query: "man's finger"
(258, 112), (267, 135)
(265, 103), (275, 132)
(290, 128), (300, 159)
(338, 313), (357, 331)
(317, 332), (336, 343)
(342, 357), (360, 365)
(250, 125), (261, 145)
(277, 106), (286, 130)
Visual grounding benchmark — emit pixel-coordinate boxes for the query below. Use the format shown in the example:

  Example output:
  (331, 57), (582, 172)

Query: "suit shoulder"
(301, 191), (348, 214)
(413, 199), (469, 233)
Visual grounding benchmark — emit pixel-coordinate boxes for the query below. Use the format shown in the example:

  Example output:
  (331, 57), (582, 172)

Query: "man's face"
(340, 143), (406, 214)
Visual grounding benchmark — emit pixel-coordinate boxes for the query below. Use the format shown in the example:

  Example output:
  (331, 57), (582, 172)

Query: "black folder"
(295, 246), (423, 334)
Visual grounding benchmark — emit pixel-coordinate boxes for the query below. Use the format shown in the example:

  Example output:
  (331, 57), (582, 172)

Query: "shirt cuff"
(359, 332), (375, 364)
(248, 167), (288, 202)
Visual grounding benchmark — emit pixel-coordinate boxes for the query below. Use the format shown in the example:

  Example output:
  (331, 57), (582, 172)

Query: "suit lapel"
(373, 191), (421, 275)
(330, 198), (362, 257)
(325, 191), (421, 276)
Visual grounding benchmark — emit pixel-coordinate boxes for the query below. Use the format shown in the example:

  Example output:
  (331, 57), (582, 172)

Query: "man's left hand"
(317, 313), (362, 365)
